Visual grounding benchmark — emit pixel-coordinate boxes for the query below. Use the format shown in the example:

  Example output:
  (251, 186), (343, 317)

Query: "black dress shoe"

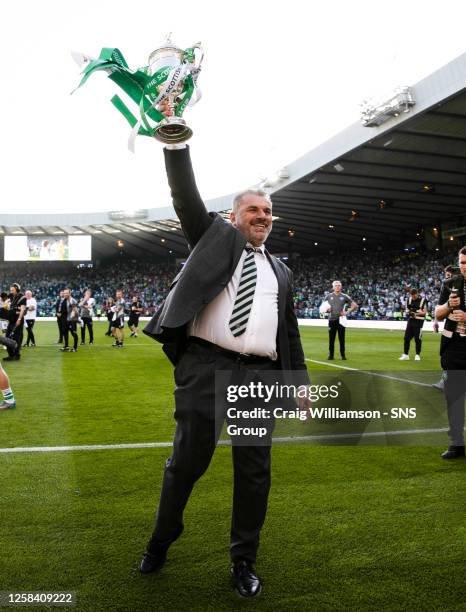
(140, 525), (183, 574)
(441, 446), (465, 459)
(327, 355), (334, 360)
(139, 550), (167, 574)
(231, 561), (261, 598)
(341, 355), (347, 360)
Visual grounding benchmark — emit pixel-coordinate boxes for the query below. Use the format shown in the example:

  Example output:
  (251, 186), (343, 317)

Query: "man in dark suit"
(141, 144), (310, 597)
(55, 290), (65, 344)
(435, 246), (466, 460)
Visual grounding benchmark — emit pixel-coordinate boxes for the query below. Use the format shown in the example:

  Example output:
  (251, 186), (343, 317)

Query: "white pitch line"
(305, 359), (434, 387)
(0, 356), (445, 454)
(22, 343), (150, 348)
(0, 442), (173, 453)
(0, 428), (451, 454)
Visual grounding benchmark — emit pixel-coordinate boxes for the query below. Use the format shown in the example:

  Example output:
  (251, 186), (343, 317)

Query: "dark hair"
(11, 283), (21, 292)
(410, 288), (419, 295)
(444, 265), (454, 273)
(459, 246), (466, 256)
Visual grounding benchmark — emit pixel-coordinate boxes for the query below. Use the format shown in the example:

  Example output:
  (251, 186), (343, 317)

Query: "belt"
(188, 336), (274, 364)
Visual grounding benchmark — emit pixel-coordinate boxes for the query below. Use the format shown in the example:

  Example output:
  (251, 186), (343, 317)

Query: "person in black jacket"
(435, 246), (466, 460)
(55, 290), (65, 344)
(432, 266), (454, 391)
(59, 288), (79, 353)
(140, 143), (310, 598)
(398, 289), (427, 361)
(128, 295), (143, 338)
(4, 284), (26, 362)
(104, 296), (115, 337)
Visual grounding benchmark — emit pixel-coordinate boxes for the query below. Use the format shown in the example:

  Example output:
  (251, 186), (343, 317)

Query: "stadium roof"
(1, 52), (465, 260)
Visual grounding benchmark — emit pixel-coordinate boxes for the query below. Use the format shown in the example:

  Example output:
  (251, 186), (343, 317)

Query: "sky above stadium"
(1, 0), (465, 215)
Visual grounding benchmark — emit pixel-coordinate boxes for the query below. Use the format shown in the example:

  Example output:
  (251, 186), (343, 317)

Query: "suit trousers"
(149, 340), (278, 563)
(6, 322), (22, 358)
(328, 319), (346, 357)
(440, 334), (466, 446)
(56, 316), (64, 342)
(80, 316), (94, 343)
(404, 319), (423, 355)
(63, 321), (78, 350)
(25, 320), (36, 346)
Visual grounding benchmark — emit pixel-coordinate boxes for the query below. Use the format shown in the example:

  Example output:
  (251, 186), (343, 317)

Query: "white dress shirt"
(189, 244), (279, 358)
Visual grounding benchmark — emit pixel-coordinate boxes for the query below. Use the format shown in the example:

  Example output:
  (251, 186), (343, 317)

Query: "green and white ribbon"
(72, 45), (202, 152)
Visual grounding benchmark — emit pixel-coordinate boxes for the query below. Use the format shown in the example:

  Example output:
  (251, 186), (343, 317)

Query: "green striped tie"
(229, 247), (257, 337)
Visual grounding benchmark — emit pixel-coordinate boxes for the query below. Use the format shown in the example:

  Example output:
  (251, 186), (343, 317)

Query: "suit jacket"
(55, 297), (63, 316)
(144, 147), (309, 383)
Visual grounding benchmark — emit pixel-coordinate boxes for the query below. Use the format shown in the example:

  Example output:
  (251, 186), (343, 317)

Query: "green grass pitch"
(0, 322), (464, 611)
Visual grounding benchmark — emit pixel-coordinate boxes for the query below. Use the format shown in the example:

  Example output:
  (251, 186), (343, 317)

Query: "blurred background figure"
(55, 290), (65, 344)
(59, 288), (79, 353)
(23, 289), (37, 348)
(128, 294), (143, 338)
(0, 357), (17, 410)
(4, 284), (26, 362)
(79, 289), (95, 345)
(104, 296), (115, 337)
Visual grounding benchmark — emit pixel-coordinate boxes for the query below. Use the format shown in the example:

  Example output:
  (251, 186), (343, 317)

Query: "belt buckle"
(238, 352), (251, 361)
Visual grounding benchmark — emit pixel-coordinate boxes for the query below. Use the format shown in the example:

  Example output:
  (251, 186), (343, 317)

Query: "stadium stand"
(0, 247), (459, 320)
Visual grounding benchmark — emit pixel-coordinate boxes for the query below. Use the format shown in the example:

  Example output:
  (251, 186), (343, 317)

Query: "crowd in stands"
(0, 261), (174, 318)
(292, 249), (456, 320)
(0, 247), (461, 320)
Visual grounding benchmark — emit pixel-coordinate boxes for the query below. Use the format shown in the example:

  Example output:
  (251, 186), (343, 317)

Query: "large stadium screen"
(4, 235), (92, 261)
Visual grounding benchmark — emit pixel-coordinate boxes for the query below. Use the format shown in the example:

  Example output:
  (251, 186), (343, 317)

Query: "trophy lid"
(148, 33), (184, 71)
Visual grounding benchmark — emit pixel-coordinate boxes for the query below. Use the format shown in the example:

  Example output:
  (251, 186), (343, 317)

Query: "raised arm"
(164, 146), (213, 249)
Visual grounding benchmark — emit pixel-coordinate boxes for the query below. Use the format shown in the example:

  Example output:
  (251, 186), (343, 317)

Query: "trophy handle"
(191, 43), (204, 69)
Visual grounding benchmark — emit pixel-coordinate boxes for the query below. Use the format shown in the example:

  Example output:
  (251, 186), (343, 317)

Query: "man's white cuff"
(165, 143), (187, 150)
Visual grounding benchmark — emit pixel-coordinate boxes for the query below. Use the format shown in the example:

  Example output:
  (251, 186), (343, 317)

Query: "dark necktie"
(229, 247), (258, 337)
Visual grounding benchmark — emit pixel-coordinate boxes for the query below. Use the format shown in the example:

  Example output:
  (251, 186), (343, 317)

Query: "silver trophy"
(147, 36), (203, 144)
(72, 35), (203, 150)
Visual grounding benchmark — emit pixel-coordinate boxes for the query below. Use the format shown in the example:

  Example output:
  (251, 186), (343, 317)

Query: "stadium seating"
(0, 248), (458, 320)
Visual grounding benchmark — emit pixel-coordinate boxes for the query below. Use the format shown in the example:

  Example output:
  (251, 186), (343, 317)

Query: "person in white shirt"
(140, 141), (310, 598)
(23, 290), (37, 348)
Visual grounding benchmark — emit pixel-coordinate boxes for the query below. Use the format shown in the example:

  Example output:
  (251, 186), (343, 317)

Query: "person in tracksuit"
(323, 281), (358, 360)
